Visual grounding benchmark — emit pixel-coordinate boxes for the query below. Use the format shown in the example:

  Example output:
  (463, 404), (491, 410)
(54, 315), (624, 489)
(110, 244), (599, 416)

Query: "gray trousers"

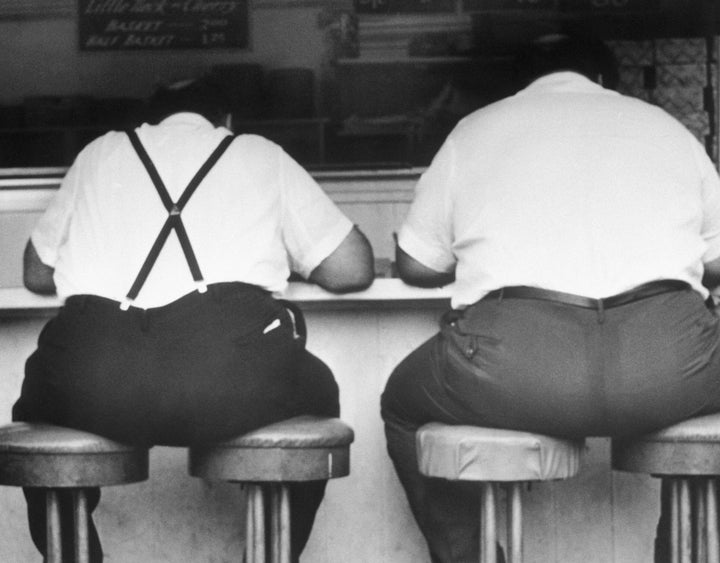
(381, 287), (720, 563)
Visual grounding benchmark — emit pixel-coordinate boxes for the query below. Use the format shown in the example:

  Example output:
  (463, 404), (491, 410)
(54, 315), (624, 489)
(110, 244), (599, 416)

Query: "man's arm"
(23, 240), (56, 295)
(704, 255), (720, 291)
(308, 226), (375, 293)
(396, 245), (455, 288)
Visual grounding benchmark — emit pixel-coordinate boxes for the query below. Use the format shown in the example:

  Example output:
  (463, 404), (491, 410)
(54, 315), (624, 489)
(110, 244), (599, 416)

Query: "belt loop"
(597, 298), (605, 324)
(498, 288), (504, 303)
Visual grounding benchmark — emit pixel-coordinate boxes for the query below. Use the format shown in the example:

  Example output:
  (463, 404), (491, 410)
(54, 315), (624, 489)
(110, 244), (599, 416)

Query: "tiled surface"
(609, 38), (717, 157)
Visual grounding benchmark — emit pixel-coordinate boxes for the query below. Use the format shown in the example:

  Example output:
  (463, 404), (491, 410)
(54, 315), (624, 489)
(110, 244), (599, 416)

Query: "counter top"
(0, 279), (452, 317)
(0, 166), (426, 189)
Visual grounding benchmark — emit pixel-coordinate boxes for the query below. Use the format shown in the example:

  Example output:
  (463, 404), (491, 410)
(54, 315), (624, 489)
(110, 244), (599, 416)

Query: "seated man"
(381, 34), (720, 563)
(16, 78), (374, 562)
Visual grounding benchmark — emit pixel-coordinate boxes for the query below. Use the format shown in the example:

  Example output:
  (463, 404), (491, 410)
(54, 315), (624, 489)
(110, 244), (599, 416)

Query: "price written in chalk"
(78, 0), (248, 50)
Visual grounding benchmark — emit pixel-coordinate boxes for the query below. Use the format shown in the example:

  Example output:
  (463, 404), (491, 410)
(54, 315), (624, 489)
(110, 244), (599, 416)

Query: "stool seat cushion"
(612, 414), (720, 475)
(0, 423), (148, 487)
(216, 415), (354, 449)
(417, 423), (584, 482)
(631, 413), (720, 443)
(188, 416), (354, 482)
(0, 423), (140, 454)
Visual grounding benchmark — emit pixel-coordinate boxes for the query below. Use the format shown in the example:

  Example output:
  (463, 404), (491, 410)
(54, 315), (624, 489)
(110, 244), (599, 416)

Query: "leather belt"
(483, 280), (691, 310)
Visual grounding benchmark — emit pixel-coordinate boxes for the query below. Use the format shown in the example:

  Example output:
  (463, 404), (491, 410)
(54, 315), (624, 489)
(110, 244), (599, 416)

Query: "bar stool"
(188, 415), (354, 563)
(416, 423), (584, 563)
(0, 422), (149, 563)
(612, 413), (720, 563)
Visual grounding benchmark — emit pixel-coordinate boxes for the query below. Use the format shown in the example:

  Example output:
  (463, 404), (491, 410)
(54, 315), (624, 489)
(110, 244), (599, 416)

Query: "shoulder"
(229, 132), (283, 152)
(70, 129), (130, 170)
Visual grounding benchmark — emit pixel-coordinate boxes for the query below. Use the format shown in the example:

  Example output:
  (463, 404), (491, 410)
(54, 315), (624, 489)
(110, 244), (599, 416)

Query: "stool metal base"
(665, 477), (719, 563)
(245, 483), (291, 563)
(480, 482), (523, 563)
(45, 488), (91, 563)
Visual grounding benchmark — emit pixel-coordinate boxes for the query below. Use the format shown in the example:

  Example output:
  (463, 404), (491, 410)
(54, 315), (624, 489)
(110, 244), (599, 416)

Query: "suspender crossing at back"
(121, 129), (235, 310)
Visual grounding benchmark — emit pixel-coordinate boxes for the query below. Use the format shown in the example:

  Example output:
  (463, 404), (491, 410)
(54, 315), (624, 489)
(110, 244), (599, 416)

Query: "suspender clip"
(119, 298), (133, 311)
(196, 281), (208, 294)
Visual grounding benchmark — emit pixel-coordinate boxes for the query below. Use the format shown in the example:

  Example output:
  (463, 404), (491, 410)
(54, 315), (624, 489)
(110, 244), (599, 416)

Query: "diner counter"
(0, 279), (452, 317)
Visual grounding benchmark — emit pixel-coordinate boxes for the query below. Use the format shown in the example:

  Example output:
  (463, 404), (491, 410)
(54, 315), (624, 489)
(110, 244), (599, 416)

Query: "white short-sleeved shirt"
(399, 72), (720, 309)
(32, 113), (353, 308)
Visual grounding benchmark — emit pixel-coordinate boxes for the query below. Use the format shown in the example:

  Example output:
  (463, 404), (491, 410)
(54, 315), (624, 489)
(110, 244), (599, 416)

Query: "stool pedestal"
(613, 413), (720, 563)
(0, 422), (148, 563)
(417, 423), (584, 563)
(188, 415), (354, 563)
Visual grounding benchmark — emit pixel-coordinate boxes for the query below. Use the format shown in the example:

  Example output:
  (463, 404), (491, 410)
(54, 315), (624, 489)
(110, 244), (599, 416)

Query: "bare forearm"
(23, 240), (56, 295)
(308, 227), (375, 293)
(395, 245), (454, 288)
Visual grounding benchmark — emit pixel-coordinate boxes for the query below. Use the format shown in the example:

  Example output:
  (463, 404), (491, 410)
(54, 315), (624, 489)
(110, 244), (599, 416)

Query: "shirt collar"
(521, 72), (609, 95)
(158, 112), (214, 128)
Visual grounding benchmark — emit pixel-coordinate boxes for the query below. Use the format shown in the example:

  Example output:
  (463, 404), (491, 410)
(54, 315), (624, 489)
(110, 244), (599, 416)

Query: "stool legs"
(479, 483), (524, 563)
(667, 478), (720, 563)
(270, 485), (290, 563)
(246, 484), (265, 563)
(507, 483), (523, 563)
(480, 483), (497, 563)
(709, 480), (719, 563)
(46, 490), (62, 563)
(245, 483), (291, 563)
(73, 489), (90, 563)
(44, 488), (91, 563)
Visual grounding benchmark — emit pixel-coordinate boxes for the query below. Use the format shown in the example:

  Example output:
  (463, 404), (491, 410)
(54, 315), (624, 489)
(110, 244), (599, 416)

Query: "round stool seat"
(417, 423), (584, 482)
(417, 423), (583, 563)
(0, 422), (149, 487)
(188, 415), (354, 482)
(612, 414), (720, 563)
(189, 416), (354, 563)
(612, 413), (720, 475)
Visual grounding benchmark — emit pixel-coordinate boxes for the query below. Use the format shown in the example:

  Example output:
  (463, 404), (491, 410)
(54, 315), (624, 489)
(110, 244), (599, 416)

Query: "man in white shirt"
(381, 34), (720, 563)
(18, 78), (374, 562)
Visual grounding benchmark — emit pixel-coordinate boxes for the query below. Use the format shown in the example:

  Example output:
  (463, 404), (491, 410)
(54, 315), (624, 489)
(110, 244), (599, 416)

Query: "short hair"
(145, 77), (230, 125)
(514, 33), (619, 90)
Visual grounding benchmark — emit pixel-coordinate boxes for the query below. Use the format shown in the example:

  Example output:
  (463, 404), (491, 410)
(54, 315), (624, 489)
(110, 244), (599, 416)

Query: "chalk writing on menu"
(78, 0), (249, 51)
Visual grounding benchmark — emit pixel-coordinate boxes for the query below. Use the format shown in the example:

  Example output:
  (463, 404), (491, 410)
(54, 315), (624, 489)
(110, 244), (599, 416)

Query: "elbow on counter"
(324, 267), (375, 294)
(309, 258), (376, 294)
(308, 227), (375, 294)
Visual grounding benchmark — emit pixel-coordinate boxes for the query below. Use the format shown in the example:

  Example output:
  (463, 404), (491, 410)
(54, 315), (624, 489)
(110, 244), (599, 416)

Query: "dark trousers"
(381, 288), (720, 563)
(13, 282), (339, 562)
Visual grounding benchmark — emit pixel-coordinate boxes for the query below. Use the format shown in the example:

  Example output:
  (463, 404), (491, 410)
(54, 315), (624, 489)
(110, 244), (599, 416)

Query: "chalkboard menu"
(78, 0), (249, 51)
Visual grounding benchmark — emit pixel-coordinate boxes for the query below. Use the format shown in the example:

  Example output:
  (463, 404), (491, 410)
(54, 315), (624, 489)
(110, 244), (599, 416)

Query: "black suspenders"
(121, 129), (235, 310)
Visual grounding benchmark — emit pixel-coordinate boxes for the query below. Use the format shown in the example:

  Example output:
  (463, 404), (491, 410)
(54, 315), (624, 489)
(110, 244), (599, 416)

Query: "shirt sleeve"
(30, 155), (84, 268)
(278, 150), (353, 278)
(397, 137), (456, 273)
